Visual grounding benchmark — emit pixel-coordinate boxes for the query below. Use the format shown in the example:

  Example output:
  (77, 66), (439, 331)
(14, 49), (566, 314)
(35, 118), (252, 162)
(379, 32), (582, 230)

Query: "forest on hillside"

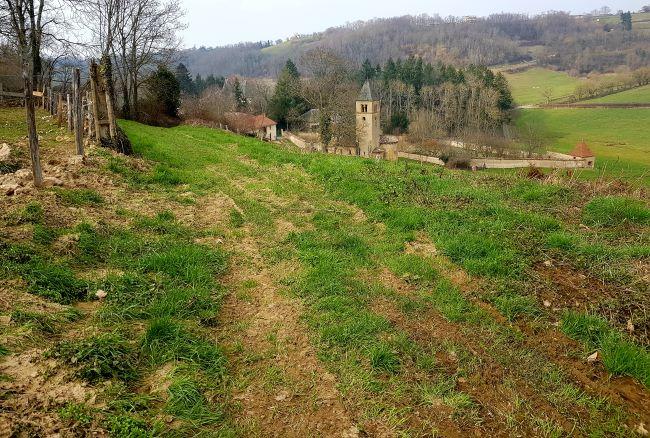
(181, 11), (650, 78)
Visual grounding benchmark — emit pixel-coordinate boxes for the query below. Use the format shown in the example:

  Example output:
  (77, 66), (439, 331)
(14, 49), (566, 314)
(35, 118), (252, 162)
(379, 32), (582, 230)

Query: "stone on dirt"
(14, 169), (31, 181)
(0, 143), (10, 161)
(1, 183), (18, 196)
(95, 289), (107, 300)
(42, 177), (64, 187)
(587, 351), (600, 363)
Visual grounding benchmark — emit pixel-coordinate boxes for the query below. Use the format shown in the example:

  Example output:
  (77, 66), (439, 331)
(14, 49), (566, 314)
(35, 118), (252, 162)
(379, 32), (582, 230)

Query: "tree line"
(180, 11), (650, 79)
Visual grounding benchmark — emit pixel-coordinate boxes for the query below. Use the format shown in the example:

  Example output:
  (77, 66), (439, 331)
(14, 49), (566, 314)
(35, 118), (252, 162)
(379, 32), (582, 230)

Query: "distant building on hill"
(568, 141), (595, 168)
(224, 112), (277, 141)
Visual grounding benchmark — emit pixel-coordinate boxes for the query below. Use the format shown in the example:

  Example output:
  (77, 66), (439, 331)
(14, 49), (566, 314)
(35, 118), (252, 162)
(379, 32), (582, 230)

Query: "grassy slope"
(503, 67), (583, 105)
(2, 108), (648, 436)
(585, 84), (650, 104)
(516, 108), (650, 185)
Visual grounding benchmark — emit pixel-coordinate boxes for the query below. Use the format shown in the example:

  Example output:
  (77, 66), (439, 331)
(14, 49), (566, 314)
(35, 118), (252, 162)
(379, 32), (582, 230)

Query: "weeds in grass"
(59, 402), (94, 427)
(583, 196), (649, 226)
(492, 292), (541, 322)
(104, 414), (151, 437)
(10, 308), (80, 333)
(141, 318), (226, 376)
(561, 311), (650, 386)
(419, 377), (476, 412)
(54, 188), (104, 206)
(19, 201), (44, 224)
(229, 209), (245, 227)
(52, 333), (138, 383)
(166, 375), (222, 426)
(368, 343), (401, 374)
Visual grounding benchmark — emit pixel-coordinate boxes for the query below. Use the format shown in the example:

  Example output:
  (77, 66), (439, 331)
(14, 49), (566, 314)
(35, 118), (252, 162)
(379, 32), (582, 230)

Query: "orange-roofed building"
(224, 112), (277, 141)
(569, 141), (596, 168)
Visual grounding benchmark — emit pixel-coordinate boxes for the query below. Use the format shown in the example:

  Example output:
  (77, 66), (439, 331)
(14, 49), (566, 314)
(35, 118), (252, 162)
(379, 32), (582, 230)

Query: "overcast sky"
(179, 0), (645, 47)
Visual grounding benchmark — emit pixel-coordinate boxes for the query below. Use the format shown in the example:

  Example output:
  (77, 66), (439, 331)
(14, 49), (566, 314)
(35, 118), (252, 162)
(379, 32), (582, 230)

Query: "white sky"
(179, 0), (645, 47)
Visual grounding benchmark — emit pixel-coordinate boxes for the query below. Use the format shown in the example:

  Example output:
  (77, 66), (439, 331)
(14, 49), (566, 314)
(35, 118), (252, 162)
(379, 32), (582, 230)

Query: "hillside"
(503, 67), (584, 105)
(181, 12), (650, 78)
(1, 107), (649, 436)
(584, 84), (650, 104)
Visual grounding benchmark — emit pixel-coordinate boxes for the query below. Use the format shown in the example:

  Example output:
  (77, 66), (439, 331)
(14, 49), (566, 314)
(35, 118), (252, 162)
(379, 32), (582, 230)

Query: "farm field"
(503, 67), (583, 105)
(584, 84), (650, 104)
(1, 107), (649, 436)
(516, 108), (650, 185)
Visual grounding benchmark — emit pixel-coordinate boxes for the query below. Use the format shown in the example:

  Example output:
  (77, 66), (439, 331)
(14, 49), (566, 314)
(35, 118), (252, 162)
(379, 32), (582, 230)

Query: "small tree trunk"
(73, 68), (84, 156)
(89, 60), (111, 143)
(24, 71), (43, 187)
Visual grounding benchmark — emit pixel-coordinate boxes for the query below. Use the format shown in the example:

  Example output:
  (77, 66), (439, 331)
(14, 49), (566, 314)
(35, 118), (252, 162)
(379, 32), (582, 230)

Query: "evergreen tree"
(359, 59), (376, 82)
(319, 112), (332, 145)
(620, 11), (632, 31)
(195, 74), (205, 94)
(269, 59), (306, 128)
(175, 63), (195, 95)
(150, 65), (181, 117)
(233, 77), (247, 111)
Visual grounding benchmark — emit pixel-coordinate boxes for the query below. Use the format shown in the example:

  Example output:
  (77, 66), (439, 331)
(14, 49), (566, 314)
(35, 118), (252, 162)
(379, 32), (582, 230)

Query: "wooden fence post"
(73, 68), (84, 156)
(86, 90), (94, 140)
(0, 83), (3, 106)
(66, 94), (72, 131)
(57, 93), (63, 127)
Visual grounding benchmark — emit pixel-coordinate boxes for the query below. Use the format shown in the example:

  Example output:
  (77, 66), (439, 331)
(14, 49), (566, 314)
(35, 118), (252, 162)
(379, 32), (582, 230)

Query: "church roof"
(569, 141), (594, 158)
(357, 81), (374, 101)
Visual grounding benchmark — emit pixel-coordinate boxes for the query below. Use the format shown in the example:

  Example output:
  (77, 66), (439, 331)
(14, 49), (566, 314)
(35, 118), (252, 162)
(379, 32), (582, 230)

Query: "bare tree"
(72, 0), (184, 119)
(0, 0), (57, 186)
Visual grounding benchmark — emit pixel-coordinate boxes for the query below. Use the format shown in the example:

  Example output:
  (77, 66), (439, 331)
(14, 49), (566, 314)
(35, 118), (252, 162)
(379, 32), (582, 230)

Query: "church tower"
(356, 81), (380, 157)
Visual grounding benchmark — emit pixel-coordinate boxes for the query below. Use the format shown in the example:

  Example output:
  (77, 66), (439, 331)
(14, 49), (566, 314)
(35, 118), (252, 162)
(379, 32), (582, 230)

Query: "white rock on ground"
(1, 184), (19, 196)
(14, 168), (31, 181)
(42, 176), (64, 187)
(0, 143), (10, 161)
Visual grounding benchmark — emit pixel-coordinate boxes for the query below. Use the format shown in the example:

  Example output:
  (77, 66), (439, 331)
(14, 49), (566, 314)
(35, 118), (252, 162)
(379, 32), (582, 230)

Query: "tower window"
(361, 104), (368, 113)
(362, 117), (366, 121)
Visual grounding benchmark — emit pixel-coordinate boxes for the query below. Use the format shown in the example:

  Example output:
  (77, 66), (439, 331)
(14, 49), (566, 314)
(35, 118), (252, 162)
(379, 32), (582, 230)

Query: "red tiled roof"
(224, 112), (276, 132)
(569, 141), (594, 158)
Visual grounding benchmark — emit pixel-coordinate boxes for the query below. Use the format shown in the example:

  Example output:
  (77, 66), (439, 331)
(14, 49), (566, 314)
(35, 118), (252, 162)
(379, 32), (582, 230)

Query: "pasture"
(1, 107), (648, 436)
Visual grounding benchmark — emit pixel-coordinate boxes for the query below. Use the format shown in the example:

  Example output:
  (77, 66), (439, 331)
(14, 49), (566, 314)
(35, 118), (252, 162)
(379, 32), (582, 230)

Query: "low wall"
(284, 131), (321, 151)
(398, 152), (445, 166)
(469, 158), (593, 169)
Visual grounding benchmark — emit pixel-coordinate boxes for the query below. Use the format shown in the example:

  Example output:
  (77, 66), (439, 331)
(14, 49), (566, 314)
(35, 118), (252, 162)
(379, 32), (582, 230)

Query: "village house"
(224, 112), (278, 141)
(568, 141), (596, 168)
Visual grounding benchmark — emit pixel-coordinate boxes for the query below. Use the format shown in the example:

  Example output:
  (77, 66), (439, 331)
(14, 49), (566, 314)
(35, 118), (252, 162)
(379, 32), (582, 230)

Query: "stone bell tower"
(356, 81), (380, 157)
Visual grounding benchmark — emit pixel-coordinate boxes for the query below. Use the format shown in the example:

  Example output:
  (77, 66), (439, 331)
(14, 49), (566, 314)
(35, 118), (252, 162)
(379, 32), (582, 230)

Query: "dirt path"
(197, 194), (358, 437)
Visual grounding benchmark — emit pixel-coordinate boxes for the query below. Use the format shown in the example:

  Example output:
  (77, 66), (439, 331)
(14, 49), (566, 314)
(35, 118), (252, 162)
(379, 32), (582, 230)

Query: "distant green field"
(516, 108), (650, 185)
(584, 84), (650, 104)
(504, 68), (583, 105)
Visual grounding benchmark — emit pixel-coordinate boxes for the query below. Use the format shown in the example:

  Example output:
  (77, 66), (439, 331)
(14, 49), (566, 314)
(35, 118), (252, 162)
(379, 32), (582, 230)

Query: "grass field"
(1, 108), (649, 436)
(516, 107), (650, 185)
(503, 67), (583, 105)
(584, 84), (650, 104)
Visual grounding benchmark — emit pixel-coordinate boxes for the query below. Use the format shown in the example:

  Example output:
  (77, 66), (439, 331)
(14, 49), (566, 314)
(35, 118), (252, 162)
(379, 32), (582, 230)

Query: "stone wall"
(468, 158), (593, 169)
(397, 152), (445, 166)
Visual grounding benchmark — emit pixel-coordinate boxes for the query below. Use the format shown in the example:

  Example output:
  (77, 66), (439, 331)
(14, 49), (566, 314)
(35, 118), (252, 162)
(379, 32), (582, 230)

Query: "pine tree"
(175, 63), (195, 95)
(195, 74), (205, 95)
(620, 11), (633, 31)
(233, 77), (247, 111)
(269, 59), (306, 128)
(150, 65), (181, 117)
(359, 59), (375, 82)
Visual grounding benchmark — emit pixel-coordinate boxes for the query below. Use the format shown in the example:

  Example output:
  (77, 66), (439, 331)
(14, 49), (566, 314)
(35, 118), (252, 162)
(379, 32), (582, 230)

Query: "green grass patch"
(582, 196), (649, 226)
(52, 333), (138, 383)
(561, 312), (650, 386)
(54, 188), (104, 206)
(166, 375), (222, 426)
